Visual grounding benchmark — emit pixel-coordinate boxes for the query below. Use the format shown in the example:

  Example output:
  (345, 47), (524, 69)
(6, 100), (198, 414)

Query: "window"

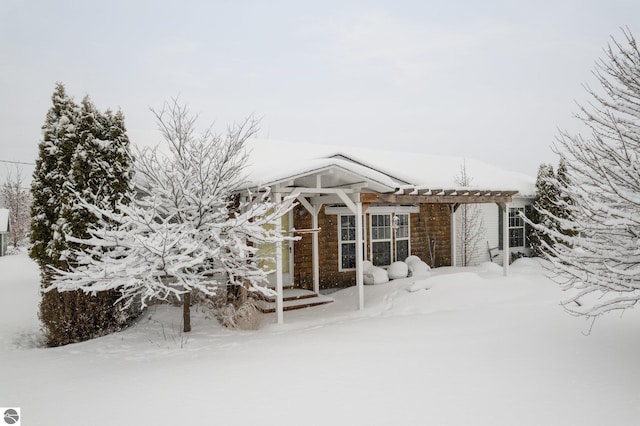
(337, 210), (413, 270)
(395, 214), (410, 262)
(371, 214), (392, 266)
(508, 207), (525, 247)
(370, 213), (410, 267)
(339, 215), (357, 270)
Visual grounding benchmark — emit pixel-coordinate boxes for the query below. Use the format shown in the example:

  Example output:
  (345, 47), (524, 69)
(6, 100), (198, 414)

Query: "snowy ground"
(1, 253), (640, 426)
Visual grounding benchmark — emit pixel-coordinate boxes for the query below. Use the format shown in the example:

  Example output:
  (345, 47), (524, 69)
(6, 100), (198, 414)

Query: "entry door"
(282, 210), (292, 285)
(257, 210), (292, 288)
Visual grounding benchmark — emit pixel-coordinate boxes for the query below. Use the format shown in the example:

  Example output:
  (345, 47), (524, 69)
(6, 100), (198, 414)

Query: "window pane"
(372, 241), (391, 266)
(509, 228), (524, 247)
(509, 208), (524, 227)
(371, 227), (379, 240)
(396, 214), (409, 238)
(341, 242), (356, 269)
(343, 229), (355, 241)
(396, 240), (409, 262)
(341, 215), (356, 241)
(371, 214), (391, 241)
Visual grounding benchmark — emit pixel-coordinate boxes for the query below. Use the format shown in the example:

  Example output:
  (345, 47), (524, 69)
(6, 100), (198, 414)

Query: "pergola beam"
(361, 192), (517, 205)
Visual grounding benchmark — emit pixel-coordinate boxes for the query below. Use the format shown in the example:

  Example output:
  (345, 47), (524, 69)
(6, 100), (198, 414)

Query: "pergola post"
(356, 201), (364, 310)
(450, 204), (457, 267)
(502, 203), (509, 276)
(312, 206), (320, 294)
(275, 192), (284, 324)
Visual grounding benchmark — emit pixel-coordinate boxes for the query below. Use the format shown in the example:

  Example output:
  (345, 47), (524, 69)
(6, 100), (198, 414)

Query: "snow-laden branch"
(49, 100), (294, 331)
(526, 28), (640, 319)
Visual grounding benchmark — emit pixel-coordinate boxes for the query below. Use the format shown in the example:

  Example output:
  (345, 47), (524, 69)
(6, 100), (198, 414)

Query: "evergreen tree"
(30, 83), (78, 269)
(529, 160), (575, 256)
(555, 158), (574, 233)
(31, 85), (136, 346)
(529, 163), (558, 255)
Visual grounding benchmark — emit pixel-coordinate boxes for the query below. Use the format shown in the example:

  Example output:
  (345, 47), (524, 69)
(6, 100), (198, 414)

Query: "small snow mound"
(510, 257), (543, 273)
(408, 261), (431, 277)
(407, 279), (434, 292)
(388, 261), (409, 280)
(511, 257), (541, 268)
(478, 261), (502, 273)
(364, 263), (389, 285)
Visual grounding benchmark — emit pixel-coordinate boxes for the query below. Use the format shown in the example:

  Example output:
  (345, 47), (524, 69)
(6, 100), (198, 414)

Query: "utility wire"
(0, 159), (35, 166)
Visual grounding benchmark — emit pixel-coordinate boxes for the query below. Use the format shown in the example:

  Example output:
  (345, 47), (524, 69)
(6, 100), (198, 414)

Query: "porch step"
(256, 288), (334, 313)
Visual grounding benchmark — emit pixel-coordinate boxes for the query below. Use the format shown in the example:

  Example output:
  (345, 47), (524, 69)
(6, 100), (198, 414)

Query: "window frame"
(394, 213), (410, 262)
(338, 214), (357, 271)
(333, 207), (415, 271)
(370, 213), (393, 267)
(338, 214), (366, 271)
(508, 207), (525, 248)
(369, 213), (411, 267)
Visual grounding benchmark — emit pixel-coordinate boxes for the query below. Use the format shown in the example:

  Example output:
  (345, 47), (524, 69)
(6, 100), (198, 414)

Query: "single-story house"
(0, 208), (10, 256)
(241, 139), (536, 323)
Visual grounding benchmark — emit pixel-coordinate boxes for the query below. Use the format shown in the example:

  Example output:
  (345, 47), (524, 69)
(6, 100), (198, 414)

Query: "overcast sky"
(1, 0), (638, 184)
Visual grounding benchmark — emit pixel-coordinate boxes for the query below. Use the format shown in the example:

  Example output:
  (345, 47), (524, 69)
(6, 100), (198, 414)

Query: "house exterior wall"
(292, 203), (452, 290)
(414, 203), (452, 268)
(453, 197), (534, 267)
(454, 203), (498, 266)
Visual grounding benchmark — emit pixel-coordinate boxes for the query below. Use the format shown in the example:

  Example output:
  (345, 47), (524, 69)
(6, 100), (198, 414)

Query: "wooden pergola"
(267, 168), (520, 325)
(362, 188), (519, 276)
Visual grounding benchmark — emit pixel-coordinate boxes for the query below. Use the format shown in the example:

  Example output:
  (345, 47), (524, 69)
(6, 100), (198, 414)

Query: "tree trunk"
(183, 291), (191, 332)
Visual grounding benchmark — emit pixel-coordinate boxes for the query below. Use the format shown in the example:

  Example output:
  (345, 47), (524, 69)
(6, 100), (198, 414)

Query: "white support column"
(275, 192), (284, 324)
(312, 205), (320, 294)
(451, 205), (457, 267)
(355, 201), (364, 310)
(502, 203), (509, 276)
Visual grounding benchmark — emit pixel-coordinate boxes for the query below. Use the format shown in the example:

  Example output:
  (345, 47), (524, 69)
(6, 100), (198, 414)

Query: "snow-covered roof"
(243, 139), (536, 196)
(0, 209), (9, 233)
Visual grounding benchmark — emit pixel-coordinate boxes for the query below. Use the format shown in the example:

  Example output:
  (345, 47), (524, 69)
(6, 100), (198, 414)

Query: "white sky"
(1, 0), (638, 183)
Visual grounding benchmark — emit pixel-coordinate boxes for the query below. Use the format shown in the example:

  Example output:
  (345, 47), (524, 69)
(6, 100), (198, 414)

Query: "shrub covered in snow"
(388, 261), (409, 280)
(203, 291), (261, 331)
(405, 256), (431, 277)
(363, 260), (389, 285)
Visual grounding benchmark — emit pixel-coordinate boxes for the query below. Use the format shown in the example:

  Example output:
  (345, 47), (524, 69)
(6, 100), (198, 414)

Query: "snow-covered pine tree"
(31, 86), (136, 346)
(554, 158), (574, 234)
(63, 97), (135, 244)
(49, 99), (294, 332)
(529, 163), (558, 255)
(30, 83), (78, 269)
(532, 28), (640, 318)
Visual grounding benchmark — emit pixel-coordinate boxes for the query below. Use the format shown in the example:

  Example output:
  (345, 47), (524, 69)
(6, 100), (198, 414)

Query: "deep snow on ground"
(1, 253), (640, 426)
